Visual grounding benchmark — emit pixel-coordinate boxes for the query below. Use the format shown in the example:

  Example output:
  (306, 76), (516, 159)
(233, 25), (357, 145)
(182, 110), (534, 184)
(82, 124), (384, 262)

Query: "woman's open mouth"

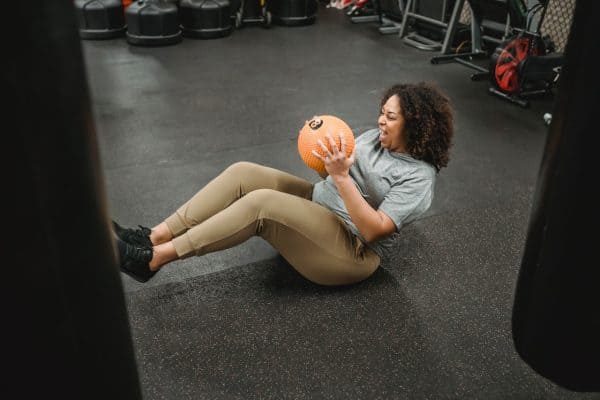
(379, 129), (387, 142)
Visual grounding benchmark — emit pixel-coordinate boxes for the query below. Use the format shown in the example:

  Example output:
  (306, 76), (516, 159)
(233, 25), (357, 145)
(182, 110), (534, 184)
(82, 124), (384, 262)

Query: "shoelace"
(125, 242), (153, 263)
(122, 225), (152, 247)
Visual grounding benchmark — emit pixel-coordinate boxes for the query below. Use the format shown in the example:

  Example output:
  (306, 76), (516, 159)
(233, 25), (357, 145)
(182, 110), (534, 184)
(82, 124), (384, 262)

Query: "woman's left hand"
(312, 132), (355, 178)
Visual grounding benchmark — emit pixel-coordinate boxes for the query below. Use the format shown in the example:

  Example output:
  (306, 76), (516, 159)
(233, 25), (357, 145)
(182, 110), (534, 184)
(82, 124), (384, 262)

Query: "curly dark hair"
(380, 82), (454, 172)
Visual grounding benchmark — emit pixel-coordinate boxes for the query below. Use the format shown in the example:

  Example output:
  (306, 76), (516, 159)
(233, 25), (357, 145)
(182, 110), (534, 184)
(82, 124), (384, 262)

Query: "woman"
(114, 82), (454, 286)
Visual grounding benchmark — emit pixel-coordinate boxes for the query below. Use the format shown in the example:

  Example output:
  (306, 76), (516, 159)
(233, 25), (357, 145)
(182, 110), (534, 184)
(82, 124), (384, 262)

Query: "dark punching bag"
(512, 0), (600, 393)
(2, 2), (142, 399)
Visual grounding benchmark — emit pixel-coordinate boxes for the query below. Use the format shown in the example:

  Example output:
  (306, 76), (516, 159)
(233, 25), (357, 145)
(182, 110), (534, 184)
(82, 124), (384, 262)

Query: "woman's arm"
(331, 175), (396, 242)
(313, 133), (396, 243)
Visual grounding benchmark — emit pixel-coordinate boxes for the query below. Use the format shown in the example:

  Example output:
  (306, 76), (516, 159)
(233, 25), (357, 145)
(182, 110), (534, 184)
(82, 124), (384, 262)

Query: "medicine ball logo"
(309, 117), (323, 130)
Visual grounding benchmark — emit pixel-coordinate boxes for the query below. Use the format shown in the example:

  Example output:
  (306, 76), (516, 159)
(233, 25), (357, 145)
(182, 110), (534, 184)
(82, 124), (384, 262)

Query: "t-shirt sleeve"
(378, 173), (434, 232)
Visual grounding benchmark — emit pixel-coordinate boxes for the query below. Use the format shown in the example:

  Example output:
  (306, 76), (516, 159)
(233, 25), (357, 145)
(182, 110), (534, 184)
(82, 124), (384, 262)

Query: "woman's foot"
(116, 238), (156, 283)
(112, 220), (153, 248)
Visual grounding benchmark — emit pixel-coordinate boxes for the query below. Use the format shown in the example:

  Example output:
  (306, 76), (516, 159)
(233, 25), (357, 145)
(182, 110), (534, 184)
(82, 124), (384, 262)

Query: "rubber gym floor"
(83, 3), (599, 400)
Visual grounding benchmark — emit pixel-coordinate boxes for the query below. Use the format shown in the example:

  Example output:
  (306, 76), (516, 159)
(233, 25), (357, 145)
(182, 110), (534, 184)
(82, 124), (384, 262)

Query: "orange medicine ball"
(297, 115), (355, 175)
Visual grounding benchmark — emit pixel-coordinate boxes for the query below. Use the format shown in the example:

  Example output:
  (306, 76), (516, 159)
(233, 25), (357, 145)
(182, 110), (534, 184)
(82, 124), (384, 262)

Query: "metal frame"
(430, 0), (511, 80)
(350, 0), (406, 35)
(398, 0), (456, 51)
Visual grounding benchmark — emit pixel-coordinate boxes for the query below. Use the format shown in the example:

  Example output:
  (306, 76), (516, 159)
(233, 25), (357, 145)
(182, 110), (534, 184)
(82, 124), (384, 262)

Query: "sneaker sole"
(120, 266), (155, 283)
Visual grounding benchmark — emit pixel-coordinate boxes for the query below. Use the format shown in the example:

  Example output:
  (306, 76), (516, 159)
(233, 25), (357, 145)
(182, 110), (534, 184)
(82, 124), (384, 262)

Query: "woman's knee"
(242, 188), (280, 211)
(224, 161), (261, 177)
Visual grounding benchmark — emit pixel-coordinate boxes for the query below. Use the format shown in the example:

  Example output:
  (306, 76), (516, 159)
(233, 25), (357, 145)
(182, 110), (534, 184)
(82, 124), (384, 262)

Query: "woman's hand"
(312, 132), (355, 178)
(312, 132), (394, 242)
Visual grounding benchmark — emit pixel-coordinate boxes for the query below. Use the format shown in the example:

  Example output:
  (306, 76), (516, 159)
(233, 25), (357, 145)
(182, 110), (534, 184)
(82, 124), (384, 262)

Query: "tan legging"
(163, 162), (380, 286)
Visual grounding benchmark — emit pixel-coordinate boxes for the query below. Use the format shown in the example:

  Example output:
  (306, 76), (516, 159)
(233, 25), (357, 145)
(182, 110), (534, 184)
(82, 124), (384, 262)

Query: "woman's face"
(378, 94), (406, 153)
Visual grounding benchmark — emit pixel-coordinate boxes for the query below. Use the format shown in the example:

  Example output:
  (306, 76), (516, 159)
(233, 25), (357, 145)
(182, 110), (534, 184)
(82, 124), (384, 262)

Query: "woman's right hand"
(312, 132), (355, 180)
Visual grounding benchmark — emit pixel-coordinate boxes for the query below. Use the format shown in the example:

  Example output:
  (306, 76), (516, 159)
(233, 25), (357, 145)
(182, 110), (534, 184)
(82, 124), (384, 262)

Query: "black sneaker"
(116, 238), (156, 283)
(112, 220), (153, 248)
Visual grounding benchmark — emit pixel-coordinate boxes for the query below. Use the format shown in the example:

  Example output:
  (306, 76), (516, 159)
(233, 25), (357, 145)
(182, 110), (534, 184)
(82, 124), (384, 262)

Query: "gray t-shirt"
(311, 128), (436, 258)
